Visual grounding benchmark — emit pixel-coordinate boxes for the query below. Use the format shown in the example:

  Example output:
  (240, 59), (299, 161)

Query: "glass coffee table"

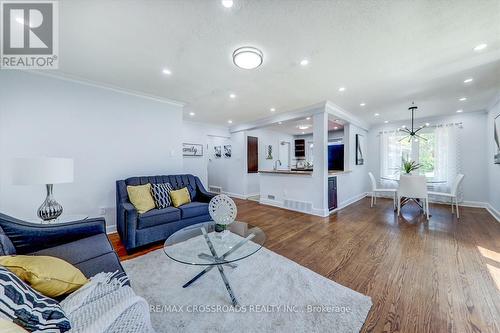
(164, 221), (266, 307)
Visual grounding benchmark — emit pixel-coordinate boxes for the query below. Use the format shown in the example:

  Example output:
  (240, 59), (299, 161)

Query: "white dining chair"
(397, 175), (429, 220)
(368, 172), (397, 209)
(428, 174), (465, 219)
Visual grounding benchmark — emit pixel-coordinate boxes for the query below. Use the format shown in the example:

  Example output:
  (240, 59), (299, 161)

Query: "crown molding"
(25, 70), (186, 108)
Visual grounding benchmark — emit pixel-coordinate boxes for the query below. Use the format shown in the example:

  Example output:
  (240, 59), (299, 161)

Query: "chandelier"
(398, 102), (429, 142)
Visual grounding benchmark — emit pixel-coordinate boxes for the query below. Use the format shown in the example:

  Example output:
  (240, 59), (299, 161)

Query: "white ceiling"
(55, 0), (500, 126)
(264, 118), (344, 136)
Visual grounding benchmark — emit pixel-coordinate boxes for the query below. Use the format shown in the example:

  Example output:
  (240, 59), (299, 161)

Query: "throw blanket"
(60, 272), (155, 333)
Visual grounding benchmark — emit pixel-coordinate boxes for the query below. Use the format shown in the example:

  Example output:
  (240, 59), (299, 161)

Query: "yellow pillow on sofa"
(127, 183), (156, 214)
(170, 187), (191, 207)
(0, 255), (88, 298)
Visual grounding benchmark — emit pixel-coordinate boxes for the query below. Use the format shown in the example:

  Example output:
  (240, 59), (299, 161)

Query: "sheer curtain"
(379, 124), (461, 196)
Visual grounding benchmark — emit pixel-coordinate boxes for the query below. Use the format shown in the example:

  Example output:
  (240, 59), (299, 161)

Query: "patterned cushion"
(0, 227), (15, 256)
(151, 183), (174, 209)
(0, 266), (71, 332)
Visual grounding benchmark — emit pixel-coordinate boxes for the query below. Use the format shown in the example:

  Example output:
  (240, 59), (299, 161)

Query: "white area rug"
(122, 235), (372, 333)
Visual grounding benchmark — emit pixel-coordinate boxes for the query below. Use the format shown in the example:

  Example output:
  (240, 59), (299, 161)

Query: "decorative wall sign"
(224, 145), (232, 158)
(265, 145), (273, 159)
(182, 143), (203, 157)
(355, 134), (365, 165)
(494, 114), (500, 164)
(214, 146), (222, 158)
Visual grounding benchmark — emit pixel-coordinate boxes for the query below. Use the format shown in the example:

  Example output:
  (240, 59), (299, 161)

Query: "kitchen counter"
(328, 170), (351, 176)
(258, 170), (313, 175)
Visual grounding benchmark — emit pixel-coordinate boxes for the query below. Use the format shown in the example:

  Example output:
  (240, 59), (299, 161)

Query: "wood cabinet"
(328, 177), (338, 211)
(247, 136), (258, 173)
(294, 139), (305, 157)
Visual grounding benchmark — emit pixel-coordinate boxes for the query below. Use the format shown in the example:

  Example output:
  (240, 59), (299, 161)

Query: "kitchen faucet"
(273, 159), (282, 170)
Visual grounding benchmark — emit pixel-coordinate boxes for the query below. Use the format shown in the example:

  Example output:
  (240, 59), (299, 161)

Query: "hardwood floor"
(109, 198), (500, 333)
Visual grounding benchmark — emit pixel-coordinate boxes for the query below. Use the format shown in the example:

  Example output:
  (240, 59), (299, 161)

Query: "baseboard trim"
(334, 192), (368, 212)
(106, 224), (117, 234)
(486, 204), (500, 223)
(222, 191), (248, 200)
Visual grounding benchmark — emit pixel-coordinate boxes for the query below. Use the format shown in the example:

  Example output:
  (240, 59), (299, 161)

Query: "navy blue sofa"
(116, 174), (214, 252)
(0, 213), (124, 279)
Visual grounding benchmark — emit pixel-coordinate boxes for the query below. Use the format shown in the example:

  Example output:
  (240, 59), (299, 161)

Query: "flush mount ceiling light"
(221, 0), (233, 8)
(232, 47), (263, 70)
(473, 43), (487, 52)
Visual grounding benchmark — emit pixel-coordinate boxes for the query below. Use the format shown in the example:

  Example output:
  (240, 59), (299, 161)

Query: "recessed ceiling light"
(229, 93), (236, 99)
(333, 126), (339, 130)
(459, 97), (467, 101)
(360, 103), (366, 107)
(298, 125), (310, 130)
(374, 113), (380, 117)
(338, 87), (346, 92)
(233, 47), (263, 69)
(473, 43), (487, 52)
(270, 108), (276, 112)
(301, 131), (305, 134)
(456, 109), (463, 113)
(278, 121), (282, 125)
(300, 59), (309, 66)
(384, 120), (389, 123)
(306, 117), (311, 120)
(162, 68), (172, 75)
(227, 120), (233, 124)
(463, 78), (473, 83)
(402, 125), (406, 128)
(221, 0), (233, 8)
(189, 112), (195, 116)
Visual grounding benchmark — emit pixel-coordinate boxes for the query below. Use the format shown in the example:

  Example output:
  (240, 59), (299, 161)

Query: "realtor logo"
(1, 0), (58, 69)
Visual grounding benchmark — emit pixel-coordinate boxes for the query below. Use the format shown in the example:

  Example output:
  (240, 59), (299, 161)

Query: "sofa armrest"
(1, 217), (107, 254)
(195, 177), (215, 203)
(119, 202), (138, 251)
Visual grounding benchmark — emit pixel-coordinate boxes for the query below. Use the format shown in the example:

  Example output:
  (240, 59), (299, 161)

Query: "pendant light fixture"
(398, 102), (429, 142)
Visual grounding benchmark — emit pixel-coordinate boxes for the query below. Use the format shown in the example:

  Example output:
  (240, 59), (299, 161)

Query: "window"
(380, 126), (458, 186)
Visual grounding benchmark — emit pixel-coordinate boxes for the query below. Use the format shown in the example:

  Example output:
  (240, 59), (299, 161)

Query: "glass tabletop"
(163, 221), (266, 266)
(381, 175), (446, 184)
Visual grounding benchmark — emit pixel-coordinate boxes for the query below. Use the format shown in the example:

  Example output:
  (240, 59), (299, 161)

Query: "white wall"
(182, 121), (230, 186)
(336, 123), (369, 207)
(0, 71), (184, 230)
(367, 111), (489, 204)
(487, 99), (500, 219)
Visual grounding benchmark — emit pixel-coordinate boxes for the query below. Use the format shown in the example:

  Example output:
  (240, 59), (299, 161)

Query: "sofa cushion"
(137, 207), (181, 229)
(0, 266), (71, 332)
(178, 202), (209, 219)
(151, 183), (174, 209)
(127, 183), (156, 214)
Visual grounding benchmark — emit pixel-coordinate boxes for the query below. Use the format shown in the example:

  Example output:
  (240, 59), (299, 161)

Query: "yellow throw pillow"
(0, 255), (88, 298)
(127, 183), (156, 214)
(170, 187), (191, 207)
(0, 319), (28, 333)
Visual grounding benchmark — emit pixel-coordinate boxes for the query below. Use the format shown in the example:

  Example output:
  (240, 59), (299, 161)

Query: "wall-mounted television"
(328, 144), (344, 171)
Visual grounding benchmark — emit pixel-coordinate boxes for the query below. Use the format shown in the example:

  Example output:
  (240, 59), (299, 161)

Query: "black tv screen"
(328, 144), (344, 170)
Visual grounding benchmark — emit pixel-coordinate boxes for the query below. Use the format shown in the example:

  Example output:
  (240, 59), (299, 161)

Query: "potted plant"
(402, 159), (421, 174)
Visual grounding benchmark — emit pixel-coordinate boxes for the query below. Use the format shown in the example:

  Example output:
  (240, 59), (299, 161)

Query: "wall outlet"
(267, 194), (276, 200)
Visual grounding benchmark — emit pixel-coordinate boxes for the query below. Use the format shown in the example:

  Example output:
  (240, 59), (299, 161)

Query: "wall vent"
(209, 186), (222, 194)
(283, 199), (313, 213)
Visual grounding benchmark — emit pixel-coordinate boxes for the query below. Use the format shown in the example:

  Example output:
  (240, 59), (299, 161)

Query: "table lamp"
(12, 157), (74, 222)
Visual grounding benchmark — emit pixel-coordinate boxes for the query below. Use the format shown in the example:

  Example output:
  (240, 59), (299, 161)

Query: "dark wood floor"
(109, 198), (500, 333)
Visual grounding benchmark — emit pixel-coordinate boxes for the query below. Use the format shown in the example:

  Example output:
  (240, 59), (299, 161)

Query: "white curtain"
(429, 125), (460, 197)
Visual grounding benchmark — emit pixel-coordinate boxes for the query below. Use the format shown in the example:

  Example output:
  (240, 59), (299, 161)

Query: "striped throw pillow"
(151, 183), (174, 209)
(0, 265), (71, 332)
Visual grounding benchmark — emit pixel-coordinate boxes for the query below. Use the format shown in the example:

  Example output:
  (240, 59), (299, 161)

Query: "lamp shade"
(12, 158), (74, 185)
